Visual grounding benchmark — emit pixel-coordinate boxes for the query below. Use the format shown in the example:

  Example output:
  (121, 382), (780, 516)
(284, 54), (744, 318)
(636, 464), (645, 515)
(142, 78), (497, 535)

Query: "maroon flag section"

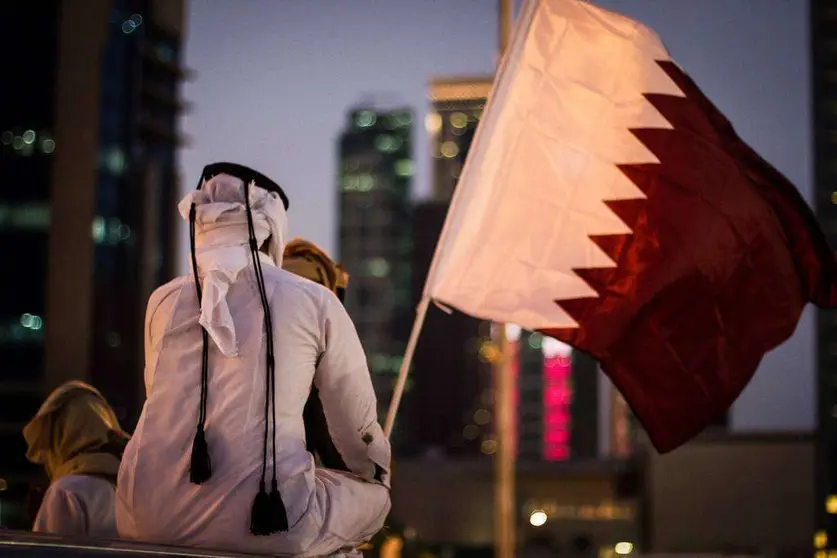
(543, 61), (837, 452)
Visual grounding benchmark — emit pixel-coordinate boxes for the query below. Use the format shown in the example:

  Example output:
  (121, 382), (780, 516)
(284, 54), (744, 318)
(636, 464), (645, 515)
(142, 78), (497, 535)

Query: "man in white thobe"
(115, 163), (391, 557)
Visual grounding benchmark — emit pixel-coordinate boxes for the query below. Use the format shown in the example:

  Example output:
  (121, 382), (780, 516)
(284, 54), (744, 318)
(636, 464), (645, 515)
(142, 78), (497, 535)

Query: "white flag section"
(425, 0), (684, 331)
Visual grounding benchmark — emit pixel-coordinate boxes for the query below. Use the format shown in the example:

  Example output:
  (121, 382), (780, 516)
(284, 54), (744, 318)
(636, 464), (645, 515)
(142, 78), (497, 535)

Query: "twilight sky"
(178, 0), (813, 433)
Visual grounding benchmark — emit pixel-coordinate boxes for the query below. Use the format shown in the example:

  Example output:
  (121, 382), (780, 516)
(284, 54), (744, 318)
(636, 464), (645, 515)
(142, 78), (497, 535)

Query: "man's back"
(118, 263), (378, 554)
(117, 165), (390, 557)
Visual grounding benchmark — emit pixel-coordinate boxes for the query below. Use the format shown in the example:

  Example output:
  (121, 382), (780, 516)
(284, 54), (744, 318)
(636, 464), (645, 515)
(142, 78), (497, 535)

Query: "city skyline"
(178, 0), (813, 434)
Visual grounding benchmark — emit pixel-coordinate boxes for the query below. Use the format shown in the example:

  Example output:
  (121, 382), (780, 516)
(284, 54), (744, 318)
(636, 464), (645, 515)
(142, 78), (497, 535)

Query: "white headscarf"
(178, 173), (288, 357)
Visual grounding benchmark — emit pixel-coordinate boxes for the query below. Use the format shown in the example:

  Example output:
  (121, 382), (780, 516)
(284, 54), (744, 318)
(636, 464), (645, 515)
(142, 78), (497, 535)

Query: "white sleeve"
(32, 485), (87, 535)
(143, 284), (179, 396)
(143, 298), (154, 397)
(313, 292), (391, 487)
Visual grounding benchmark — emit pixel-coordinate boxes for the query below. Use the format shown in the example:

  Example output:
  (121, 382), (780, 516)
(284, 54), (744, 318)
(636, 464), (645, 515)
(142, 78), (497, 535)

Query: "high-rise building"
(401, 201), (492, 456)
(337, 106), (414, 419)
(813, 0), (837, 553)
(402, 77), (496, 457)
(427, 76), (493, 201)
(0, 0), (187, 523)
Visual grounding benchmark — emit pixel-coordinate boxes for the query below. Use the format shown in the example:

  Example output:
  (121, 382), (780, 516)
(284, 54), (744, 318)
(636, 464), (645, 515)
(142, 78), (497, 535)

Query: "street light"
(615, 542), (634, 555)
(529, 510), (548, 527)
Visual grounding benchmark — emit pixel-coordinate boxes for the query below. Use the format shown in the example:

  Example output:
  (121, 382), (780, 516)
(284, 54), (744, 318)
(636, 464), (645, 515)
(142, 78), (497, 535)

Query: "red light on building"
(542, 337), (573, 461)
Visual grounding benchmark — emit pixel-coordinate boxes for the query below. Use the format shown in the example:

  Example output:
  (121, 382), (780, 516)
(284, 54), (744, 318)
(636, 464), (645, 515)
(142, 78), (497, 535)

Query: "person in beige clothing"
(23, 381), (130, 537)
(282, 238), (355, 472)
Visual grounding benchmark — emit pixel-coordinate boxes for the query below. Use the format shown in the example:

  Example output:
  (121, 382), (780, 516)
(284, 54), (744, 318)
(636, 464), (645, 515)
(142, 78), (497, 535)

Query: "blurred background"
(0, 0), (833, 557)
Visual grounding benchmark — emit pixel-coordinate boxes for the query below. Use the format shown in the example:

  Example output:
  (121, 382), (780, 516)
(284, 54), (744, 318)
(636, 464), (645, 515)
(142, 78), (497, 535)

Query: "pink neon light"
(543, 351), (572, 461)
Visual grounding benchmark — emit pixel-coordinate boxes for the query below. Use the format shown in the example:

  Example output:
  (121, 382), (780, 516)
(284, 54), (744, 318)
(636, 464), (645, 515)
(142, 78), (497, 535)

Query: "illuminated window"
(20, 314), (43, 331)
(41, 137), (55, 154)
(481, 439), (497, 455)
(450, 112), (468, 129)
(815, 530), (828, 549)
(91, 216), (131, 244)
(365, 258), (389, 278)
(375, 134), (401, 153)
(0, 316), (45, 344)
(22, 130), (36, 145)
(355, 110), (376, 128)
(103, 146), (126, 175)
(425, 113), (442, 134)
(395, 159), (414, 178)
(92, 217), (106, 242)
(440, 141), (459, 159)
(528, 332), (543, 350)
(0, 204), (50, 230)
(121, 14), (143, 34)
(478, 339), (500, 363)
(342, 174), (360, 192)
(357, 174), (376, 192)
(393, 111), (412, 126)
(826, 494), (837, 514)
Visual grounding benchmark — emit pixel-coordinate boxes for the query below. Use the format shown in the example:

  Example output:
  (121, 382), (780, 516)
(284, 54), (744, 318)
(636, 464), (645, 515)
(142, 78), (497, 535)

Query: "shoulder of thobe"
(145, 277), (189, 350)
(309, 289), (391, 486)
(33, 482), (87, 535)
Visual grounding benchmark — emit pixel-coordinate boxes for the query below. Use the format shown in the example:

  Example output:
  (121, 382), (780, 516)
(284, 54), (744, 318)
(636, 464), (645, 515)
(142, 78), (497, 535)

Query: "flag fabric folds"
(424, 0), (837, 452)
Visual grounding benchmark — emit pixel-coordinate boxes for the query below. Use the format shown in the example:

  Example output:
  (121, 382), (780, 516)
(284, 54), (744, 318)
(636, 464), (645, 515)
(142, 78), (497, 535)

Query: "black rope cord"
(244, 180), (288, 535)
(189, 181), (212, 484)
(186, 165), (289, 536)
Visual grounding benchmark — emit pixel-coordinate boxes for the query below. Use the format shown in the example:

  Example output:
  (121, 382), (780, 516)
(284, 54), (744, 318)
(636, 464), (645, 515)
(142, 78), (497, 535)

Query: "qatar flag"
(424, 0), (837, 452)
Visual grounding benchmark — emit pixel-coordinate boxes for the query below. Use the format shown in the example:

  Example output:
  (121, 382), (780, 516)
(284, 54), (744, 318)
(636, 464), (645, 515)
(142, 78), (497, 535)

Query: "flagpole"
(384, 296), (431, 438)
(494, 323), (516, 558)
(494, 2), (516, 558)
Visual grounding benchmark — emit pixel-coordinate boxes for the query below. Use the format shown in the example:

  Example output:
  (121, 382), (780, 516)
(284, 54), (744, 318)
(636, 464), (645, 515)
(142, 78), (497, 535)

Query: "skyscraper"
(402, 77), (496, 457)
(813, 0), (837, 553)
(0, 0), (187, 521)
(337, 106), (414, 420)
(402, 200), (492, 456)
(427, 76), (493, 201)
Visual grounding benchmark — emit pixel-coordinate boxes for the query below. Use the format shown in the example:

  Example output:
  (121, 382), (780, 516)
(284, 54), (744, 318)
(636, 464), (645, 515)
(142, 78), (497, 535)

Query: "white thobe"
(33, 474), (117, 537)
(116, 258), (391, 557)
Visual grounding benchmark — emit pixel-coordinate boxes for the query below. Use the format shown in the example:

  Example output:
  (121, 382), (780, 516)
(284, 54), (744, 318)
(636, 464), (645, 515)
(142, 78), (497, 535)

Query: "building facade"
(401, 200), (492, 456)
(0, 0), (187, 525)
(337, 106), (414, 420)
(428, 77), (493, 201)
(813, 0), (837, 554)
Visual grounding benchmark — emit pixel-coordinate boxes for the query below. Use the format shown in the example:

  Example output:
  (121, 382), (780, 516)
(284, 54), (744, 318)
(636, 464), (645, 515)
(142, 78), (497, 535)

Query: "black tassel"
(250, 483), (274, 536)
(269, 479), (289, 532)
(189, 426), (212, 485)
